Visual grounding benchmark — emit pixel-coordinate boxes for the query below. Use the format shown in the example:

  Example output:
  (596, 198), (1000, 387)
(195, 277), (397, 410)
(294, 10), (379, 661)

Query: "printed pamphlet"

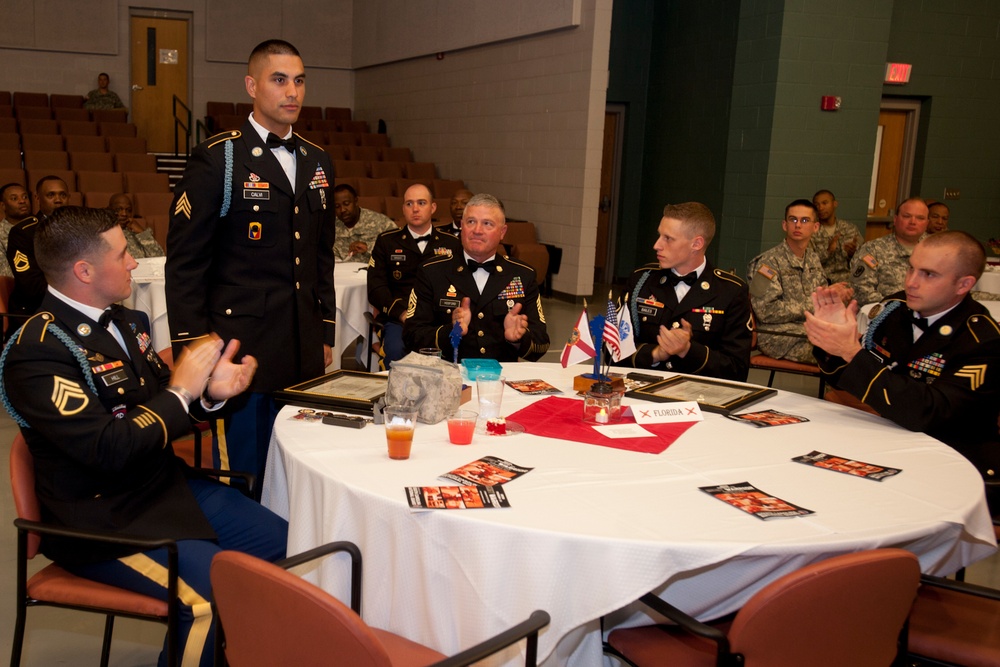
(505, 379), (563, 395)
(700, 481), (814, 520)
(405, 485), (510, 510)
(440, 456), (533, 487)
(726, 409), (809, 427)
(792, 450), (901, 481)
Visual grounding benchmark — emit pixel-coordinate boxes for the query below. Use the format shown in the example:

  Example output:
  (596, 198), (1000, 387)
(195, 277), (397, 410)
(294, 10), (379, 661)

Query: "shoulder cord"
(630, 270), (652, 325)
(862, 300), (902, 351)
(0, 322), (98, 428)
(220, 139), (234, 218)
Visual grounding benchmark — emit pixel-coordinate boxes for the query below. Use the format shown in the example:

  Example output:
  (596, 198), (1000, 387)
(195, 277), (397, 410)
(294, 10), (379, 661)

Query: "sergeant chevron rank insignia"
(174, 192), (192, 219)
(51, 377), (88, 415)
(954, 364), (987, 391)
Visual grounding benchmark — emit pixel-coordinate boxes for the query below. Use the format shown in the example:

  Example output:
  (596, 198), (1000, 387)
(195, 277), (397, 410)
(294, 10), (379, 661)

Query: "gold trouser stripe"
(119, 553), (213, 667)
(215, 419), (232, 483)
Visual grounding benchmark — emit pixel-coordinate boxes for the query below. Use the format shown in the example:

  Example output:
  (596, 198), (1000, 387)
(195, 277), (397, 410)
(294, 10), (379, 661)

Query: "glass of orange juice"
(447, 410), (478, 445)
(384, 405), (418, 460)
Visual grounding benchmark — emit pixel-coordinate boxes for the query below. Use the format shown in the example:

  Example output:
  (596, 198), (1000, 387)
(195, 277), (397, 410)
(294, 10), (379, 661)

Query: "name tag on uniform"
(244, 189), (270, 200)
(101, 369), (129, 387)
(391, 253), (406, 262)
(638, 304), (660, 317)
(439, 298), (461, 309)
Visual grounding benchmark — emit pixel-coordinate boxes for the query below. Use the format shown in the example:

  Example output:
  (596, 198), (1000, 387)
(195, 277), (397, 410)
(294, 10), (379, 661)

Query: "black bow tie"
(467, 259), (496, 273)
(412, 233), (431, 243)
(913, 316), (930, 332)
(266, 132), (296, 152)
(98, 304), (127, 329)
(666, 271), (697, 287)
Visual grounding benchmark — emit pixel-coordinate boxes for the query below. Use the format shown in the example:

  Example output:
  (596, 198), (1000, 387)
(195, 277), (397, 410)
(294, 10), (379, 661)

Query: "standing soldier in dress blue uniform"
(618, 202), (752, 381)
(166, 39), (336, 489)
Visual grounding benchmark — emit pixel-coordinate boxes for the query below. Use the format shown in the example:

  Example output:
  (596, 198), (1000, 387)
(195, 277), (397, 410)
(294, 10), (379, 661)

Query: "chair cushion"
(749, 354), (819, 373)
(909, 584), (1000, 667)
(28, 564), (168, 617)
(372, 628), (446, 667)
(607, 622), (732, 667)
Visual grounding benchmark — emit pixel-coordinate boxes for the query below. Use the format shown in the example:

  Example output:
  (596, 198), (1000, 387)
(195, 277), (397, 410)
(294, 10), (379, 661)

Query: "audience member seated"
(6, 175), (69, 332)
(0, 205), (288, 667)
(806, 231), (1000, 511)
(850, 197), (929, 305)
(368, 184), (461, 366)
(748, 199), (852, 363)
(332, 184), (396, 263)
(435, 187), (473, 237)
(1, 182), (34, 277)
(810, 189), (862, 284)
(928, 201), (950, 233)
(109, 193), (164, 259)
(404, 193), (549, 361)
(618, 202), (751, 380)
(84, 72), (126, 111)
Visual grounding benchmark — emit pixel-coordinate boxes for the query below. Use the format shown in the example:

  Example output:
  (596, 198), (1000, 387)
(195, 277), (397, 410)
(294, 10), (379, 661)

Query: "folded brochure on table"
(404, 457), (532, 511)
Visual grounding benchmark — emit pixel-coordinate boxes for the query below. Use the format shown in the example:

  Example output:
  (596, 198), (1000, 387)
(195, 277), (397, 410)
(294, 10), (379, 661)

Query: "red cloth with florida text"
(505, 396), (696, 454)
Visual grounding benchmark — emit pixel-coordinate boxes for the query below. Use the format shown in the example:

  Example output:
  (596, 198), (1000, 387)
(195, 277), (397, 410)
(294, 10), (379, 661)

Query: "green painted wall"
(883, 0), (1000, 247)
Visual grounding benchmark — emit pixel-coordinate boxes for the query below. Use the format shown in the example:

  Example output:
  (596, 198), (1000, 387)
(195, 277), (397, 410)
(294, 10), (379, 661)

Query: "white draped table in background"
(125, 258), (371, 369)
(262, 362), (996, 667)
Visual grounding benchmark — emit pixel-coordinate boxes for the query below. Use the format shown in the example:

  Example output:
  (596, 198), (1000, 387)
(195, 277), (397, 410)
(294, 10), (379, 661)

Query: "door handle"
(131, 84), (144, 91)
(599, 196), (611, 213)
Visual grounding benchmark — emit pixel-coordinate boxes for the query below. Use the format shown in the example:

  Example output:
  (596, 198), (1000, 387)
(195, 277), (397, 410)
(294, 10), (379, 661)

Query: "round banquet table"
(125, 259), (371, 369)
(261, 362), (996, 667)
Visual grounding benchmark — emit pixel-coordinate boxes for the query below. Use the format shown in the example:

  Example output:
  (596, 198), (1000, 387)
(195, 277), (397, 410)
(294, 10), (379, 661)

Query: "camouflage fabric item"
(850, 233), (924, 306)
(123, 227), (164, 259)
(334, 208), (398, 263)
(0, 219), (12, 277)
(809, 218), (863, 284)
(747, 242), (828, 363)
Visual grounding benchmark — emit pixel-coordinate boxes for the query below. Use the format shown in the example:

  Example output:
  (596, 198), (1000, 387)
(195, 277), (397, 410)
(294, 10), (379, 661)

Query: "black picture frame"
(626, 375), (776, 415)
(274, 370), (387, 414)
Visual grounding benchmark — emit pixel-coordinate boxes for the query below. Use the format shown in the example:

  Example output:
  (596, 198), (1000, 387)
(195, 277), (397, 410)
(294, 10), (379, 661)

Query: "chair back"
(728, 549), (919, 667)
(9, 433), (42, 557)
(211, 550), (393, 667)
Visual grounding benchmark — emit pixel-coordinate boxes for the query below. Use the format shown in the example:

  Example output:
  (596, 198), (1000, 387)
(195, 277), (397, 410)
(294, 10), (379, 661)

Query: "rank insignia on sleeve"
(757, 264), (777, 280)
(174, 192), (192, 219)
(13, 250), (29, 272)
(954, 364), (987, 391)
(498, 276), (526, 300)
(52, 377), (88, 416)
(309, 165), (329, 189)
(862, 254), (878, 269)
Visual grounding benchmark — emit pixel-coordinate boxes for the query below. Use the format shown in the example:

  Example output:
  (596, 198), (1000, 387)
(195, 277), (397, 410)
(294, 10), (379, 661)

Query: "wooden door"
(130, 16), (189, 153)
(596, 110), (621, 282)
(867, 109), (908, 240)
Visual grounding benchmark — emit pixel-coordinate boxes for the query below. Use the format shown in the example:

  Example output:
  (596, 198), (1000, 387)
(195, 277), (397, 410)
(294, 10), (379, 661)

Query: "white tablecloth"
(125, 259), (371, 369)
(261, 363), (996, 667)
(976, 268), (1000, 294)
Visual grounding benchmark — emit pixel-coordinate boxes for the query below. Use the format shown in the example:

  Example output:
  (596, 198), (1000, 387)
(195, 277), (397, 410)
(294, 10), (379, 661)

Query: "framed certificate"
(274, 370), (387, 414)
(627, 375), (776, 415)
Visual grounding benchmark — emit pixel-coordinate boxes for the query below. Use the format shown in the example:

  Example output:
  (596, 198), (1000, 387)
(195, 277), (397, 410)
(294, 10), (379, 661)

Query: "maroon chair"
(907, 574), (1000, 666)
(606, 549), (920, 667)
(9, 433), (180, 667)
(749, 308), (826, 399)
(64, 135), (107, 153)
(70, 151), (115, 172)
(53, 107), (91, 121)
(91, 109), (128, 124)
(333, 160), (369, 179)
(211, 542), (550, 667)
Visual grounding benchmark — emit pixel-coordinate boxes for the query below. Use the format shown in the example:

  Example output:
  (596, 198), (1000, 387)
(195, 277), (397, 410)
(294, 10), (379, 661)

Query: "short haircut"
(785, 199), (817, 219)
(98, 72), (109, 79)
(896, 196), (928, 211)
(36, 175), (68, 193)
(929, 201), (950, 213)
(921, 230), (986, 280)
(248, 39), (300, 69)
(465, 193), (506, 223)
(35, 206), (118, 285)
(333, 183), (357, 199)
(0, 182), (25, 199)
(662, 202), (716, 245)
(812, 189), (835, 201)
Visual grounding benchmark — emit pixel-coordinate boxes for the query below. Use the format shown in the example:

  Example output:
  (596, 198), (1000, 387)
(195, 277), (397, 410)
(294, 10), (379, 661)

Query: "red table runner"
(505, 396), (696, 454)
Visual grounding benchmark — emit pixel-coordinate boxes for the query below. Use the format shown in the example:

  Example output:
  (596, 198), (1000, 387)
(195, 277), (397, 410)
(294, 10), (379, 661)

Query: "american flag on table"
(603, 298), (621, 360)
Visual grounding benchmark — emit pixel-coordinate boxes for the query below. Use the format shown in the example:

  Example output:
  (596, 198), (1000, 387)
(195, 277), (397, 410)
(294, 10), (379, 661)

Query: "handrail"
(172, 95), (192, 157)
(195, 118), (210, 145)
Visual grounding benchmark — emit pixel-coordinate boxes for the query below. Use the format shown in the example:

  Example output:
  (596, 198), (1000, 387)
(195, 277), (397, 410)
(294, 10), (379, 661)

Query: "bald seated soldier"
(404, 193), (549, 361)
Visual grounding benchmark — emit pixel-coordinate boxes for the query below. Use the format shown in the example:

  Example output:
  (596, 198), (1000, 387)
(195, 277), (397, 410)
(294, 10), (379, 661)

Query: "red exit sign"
(885, 63), (912, 84)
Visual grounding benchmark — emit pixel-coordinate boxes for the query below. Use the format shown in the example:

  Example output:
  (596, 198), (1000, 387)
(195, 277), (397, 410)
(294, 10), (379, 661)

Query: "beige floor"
(2, 292), (998, 665)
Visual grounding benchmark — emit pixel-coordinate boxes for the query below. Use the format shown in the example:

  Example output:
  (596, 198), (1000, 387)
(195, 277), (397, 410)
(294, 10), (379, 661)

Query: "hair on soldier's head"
(35, 206), (118, 284)
(662, 202), (716, 245)
(248, 39), (300, 71)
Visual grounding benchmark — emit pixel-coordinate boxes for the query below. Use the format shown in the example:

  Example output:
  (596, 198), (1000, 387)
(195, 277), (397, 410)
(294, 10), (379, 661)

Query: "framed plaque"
(626, 375), (776, 415)
(274, 370), (387, 414)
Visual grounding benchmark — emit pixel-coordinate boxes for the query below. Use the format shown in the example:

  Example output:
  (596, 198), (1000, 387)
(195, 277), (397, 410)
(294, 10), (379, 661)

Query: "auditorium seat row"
(0, 168), (168, 194)
(333, 160), (434, 180)
(335, 177), (464, 200)
(0, 118), (137, 137)
(0, 134), (146, 154)
(0, 151), (156, 173)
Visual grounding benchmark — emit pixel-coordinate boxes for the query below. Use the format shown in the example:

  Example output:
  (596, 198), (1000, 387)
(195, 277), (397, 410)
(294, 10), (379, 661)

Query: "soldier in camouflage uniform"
(810, 190), (863, 284)
(333, 183), (397, 263)
(0, 183), (35, 278)
(850, 197), (928, 305)
(748, 200), (851, 363)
